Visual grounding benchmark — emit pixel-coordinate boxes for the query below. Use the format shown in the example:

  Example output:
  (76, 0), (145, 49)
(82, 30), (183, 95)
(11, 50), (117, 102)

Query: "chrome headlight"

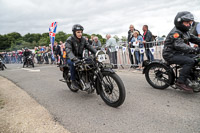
(95, 50), (106, 62)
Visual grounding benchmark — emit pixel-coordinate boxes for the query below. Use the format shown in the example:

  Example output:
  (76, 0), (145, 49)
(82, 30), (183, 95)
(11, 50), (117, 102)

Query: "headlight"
(95, 50), (106, 62)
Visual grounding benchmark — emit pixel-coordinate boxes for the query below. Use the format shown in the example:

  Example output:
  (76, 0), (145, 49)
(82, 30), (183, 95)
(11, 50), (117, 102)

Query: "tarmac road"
(1, 64), (200, 133)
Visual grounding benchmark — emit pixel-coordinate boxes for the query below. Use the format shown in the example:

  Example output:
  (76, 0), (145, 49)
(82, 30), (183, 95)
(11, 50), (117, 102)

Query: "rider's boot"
(176, 81), (193, 92)
(71, 80), (81, 91)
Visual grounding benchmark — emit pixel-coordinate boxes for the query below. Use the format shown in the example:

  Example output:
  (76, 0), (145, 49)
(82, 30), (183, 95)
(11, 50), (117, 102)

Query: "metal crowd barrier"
(101, 40), (165, 69)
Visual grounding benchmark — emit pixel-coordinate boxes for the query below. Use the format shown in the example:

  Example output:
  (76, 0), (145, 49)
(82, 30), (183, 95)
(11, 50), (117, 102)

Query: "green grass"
(0, 98), (5, 109)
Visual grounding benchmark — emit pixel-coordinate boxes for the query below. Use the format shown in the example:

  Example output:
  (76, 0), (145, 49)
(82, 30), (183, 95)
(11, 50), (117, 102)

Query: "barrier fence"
(102, 40), (165, 69)
(1, 40), (165, 69)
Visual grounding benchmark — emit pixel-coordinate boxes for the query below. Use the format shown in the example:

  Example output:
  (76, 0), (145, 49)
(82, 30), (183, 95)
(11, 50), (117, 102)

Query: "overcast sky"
(0, 0), (200, 38)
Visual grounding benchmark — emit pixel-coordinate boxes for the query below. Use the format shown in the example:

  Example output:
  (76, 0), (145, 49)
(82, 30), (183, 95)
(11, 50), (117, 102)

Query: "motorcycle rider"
(163, 11), (200, 92)
(23, 48), (31, 66)
(65, 24), (97, 90)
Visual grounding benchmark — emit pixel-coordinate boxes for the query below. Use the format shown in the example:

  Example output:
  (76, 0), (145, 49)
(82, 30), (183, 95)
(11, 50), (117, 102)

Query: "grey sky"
(0, 0), (200, 38)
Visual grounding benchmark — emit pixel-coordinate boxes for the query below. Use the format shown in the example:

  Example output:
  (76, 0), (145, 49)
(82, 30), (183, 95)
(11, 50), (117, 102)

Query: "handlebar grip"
(73, 59), (83, 66)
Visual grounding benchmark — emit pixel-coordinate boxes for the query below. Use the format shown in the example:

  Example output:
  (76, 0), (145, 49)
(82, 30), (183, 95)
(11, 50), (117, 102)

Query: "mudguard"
(101, 68), (116, 74)
(143, 59), (175, 85)
(143, 59), (164, 74)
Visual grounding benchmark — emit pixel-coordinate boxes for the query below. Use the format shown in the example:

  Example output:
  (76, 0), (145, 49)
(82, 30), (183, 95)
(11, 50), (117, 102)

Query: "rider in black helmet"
(23, 47), (31, 65)
(163, 11), (200, 92)
(65, 24), (97, 91)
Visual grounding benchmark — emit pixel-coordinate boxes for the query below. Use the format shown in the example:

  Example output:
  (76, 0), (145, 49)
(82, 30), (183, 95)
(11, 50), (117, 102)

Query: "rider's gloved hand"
(192, 47), (200, 54)
(73, 57), (81, 66)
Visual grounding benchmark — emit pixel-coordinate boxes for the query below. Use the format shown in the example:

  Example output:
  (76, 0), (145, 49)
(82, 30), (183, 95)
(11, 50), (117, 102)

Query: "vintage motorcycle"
(23, 55), (34, 68)
(143, 54), (200, 92)
(0, 57), (7, 71)
(59, 50), (126, 107)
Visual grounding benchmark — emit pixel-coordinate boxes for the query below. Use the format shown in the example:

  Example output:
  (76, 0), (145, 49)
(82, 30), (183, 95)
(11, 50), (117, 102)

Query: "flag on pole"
(139, 48), (145, 54)
(49, 22), (58, 60)
(130, 48), (135, 55)
(115, 46), (119, 51)
(122, 47), (126, 53)
(150, 47), (155, 55)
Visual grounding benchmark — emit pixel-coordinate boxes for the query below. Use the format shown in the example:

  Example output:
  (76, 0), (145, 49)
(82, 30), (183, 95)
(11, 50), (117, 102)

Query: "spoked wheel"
(63, 70), (79, 92)
(98, 72), (126, 107)
(145, 64), (173, 89)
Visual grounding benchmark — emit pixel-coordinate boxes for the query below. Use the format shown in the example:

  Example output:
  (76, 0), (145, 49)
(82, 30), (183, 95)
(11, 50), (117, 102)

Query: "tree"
(7, 32), (22, 40)
(113, 35), (119, 42)
(0, 35), (11, 50)
(23, 33), (41, 43)
(121, 36), (127, 43)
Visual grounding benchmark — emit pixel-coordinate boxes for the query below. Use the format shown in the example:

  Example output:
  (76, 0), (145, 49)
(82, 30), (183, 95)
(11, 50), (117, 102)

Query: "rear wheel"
(63, 70), (79, 92)
(98, 72), (126, 107)
(145, 64), (173, 89)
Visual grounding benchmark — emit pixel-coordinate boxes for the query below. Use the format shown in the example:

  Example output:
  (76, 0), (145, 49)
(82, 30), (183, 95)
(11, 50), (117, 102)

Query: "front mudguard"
(143, 59), (175, 85)
(95, 68), (115, 95)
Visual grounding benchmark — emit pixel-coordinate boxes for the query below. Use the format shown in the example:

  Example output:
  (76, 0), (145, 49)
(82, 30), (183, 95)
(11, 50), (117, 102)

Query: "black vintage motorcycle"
(143, 54), (200, 92)
(0, 57), (7, 71)
(59, 50), (126, 107)
(23, 55), (34, 68)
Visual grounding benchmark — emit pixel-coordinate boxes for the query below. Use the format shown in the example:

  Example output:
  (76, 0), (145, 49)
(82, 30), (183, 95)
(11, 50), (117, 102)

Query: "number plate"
(98, 54), (106, 62)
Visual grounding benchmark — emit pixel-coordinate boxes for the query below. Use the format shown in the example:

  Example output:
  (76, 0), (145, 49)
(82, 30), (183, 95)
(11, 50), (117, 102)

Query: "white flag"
(122, 47), (126, 53)
(139, 48), (145, 54)
(133, 42), (139, 46)
(150, 47), (155, 55)
(161, 45), (164, 50)
(130, 48), (135, 55)
(115, 46), (119, 51)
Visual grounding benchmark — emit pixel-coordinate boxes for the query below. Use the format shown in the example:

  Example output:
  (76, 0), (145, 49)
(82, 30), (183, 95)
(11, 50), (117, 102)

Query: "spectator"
(88, 35), (94, 45)
(44, 46), (50, 64)
(11, 51), (16, 63)
(18, 50), (23, 63)
(92, 36), (101, 50)
(189, 21), (200, 47)
(37, 46), (42, 64)
(49, 44), (55, 64)
(59, 41), (65, 64)
(128, 25), (141, 67)
(190, 21), (200, 37)
(53, 41), (61, 65)
(142, 25), (154, 61)
(34, 47), (39, 63)
(130, 31), (144, 70)
(105, 34), (118, 69)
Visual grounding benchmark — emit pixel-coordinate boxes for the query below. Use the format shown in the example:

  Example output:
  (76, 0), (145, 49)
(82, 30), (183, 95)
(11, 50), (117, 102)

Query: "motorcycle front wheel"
(97, 72), (126, 108)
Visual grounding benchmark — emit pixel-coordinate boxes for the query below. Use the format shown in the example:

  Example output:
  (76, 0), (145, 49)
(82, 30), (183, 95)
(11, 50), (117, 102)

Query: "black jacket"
(143, 30), (153, 49)
(23, 51), (31, 57)
(53, 45), (61, 56)
(65, 35), (97, 60)
(163, 27), (200, 61)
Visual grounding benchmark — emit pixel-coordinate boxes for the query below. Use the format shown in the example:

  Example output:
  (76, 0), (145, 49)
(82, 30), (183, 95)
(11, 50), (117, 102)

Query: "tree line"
(0, 31), (107, 51)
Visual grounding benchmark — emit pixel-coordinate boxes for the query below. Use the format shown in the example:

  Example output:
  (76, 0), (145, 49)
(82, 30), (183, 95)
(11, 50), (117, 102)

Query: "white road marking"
(21, 68), (40, 72)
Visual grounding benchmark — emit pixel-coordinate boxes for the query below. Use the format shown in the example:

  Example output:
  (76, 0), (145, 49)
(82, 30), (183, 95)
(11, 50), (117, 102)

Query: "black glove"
(192, 47), (200, 54)
(73, 58), (81, 66)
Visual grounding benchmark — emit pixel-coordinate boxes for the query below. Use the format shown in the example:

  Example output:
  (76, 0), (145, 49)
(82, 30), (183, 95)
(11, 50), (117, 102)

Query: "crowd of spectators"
(0, 25), (159, 70)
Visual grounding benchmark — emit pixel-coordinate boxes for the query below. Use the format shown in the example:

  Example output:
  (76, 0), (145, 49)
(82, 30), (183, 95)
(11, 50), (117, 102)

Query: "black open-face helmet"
(72, 24), (84, 32)
(174, 11), (194, 32)
(72, 24), (84, 38)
